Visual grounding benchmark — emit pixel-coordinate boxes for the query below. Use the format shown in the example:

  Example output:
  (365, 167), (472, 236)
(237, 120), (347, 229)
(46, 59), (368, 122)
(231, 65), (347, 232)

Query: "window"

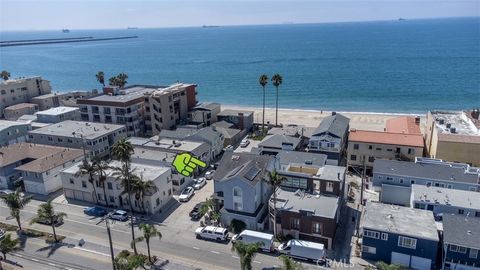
(450, 244), (467, 253)
(97, 193), (103, 201)
(283, 177), (308, 189)
(381, 233), (388, 241)
(312, 222), (322, 234)
(458, 209), (464, 215)
(426, 181), (432, 187)
(107, 182), (113, 190)
(375, 147), (382, 151)
(353, 144), (359, 150)
(69, 178), (74, 184)
(447, 184), (453, 189)
(82, 181), (87, 188)
(368, 156), (375, 163)
(386, 177), (393, 181)
(411, 180), (415, 184)
(368, 145), (373, 150)
(399, 178), (404, 184)
(469, 187), (477, 191)
(362, 245), (376, 254)
(156, 198), (160, 206)
(290, 218), (300, 230)
(326, 182), (334, 192)
(398, 236), (417, 249)
(363, 230), (380, 239)
(233, 187), (242, 197)
(109, 196), (115, 203)
(350, 155), (357, 161)
(470, 248), (478, 259)
(476, 211), (480, 217)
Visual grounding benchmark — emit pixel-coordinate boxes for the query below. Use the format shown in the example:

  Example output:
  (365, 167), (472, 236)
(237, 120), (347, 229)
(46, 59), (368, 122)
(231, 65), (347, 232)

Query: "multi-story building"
(347, 129), (424, 174)
(373, 158), (480, 192)
(361, 202), (439, 270)
(144, 83), (197, 136)
(0, 76), (52, 117)
(28, 120), (127, 158)
(385, 116), (422, 135)
(0, 120), (31, 146)
(31, 92), (68, 111)
(217, 109), (254, 131)
(3, 103), (39, 120)
(61, 161), (172, 214)
(308, 113), (350, 165)
(442, 214), (480, 270)
(188, 102), (221, 127)
(424, 110), (480, 166)
(34, 106), (80, 123)
(0, 143), (83, 193)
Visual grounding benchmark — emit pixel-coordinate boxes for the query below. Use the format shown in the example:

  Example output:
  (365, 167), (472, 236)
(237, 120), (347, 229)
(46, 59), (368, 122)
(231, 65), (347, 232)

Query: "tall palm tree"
(30, 199), (67, 243)
(231, 241), (262, 270)
(93, 157), (111, 207)
(268, 170), (285, 238)
(117, 73), (128, 88)
(76, 160), (99, 204)
(0, 70), (11, 81)
(111, 138), (137, 254)
(114, 253), (146, 270)
(271, 74), (283, 126)
(133, 223), (162, 263)
(258, 74), (268, 135)
(96, 71), (105, 86)
(0, 234), (19, 260)
(109, 76), (119, 87)
(279, 255), (304, 270)
(0, 188), (32, 231)
(130, 174), (157, 214)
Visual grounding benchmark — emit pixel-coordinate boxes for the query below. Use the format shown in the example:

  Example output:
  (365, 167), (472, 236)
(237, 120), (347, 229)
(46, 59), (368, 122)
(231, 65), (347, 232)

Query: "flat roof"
(258, 134), (301, 149)
(317, 165), (346, 182)
(193, 102), (221, 111)
(386, 116), (421, 135)
(442, 214), (480, 249)
(217, 109), (253, 117)
(29, 120), (125, 140)
(35, 106), (79, 116)
(4, 103), (38, 110)
(268, 126), (315, 138)
(276, 150), (327, 167)
(0, 120), (29, 130)
(80, 88), (152, 103)
(362, 202), (439, 241)
(412, 184), (480, 210)
(430, 111), (479, 137)
(349, 129), (424, 147)
(31, 92), (67, 100)
(273, 188), (339, 219)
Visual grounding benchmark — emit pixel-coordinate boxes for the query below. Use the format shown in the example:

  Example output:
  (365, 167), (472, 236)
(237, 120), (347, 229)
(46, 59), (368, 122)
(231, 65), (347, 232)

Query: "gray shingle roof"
(274, 188), (339, 218)
(373, 159), (479, 184)
(258, 134), (301, 149)
(443, 214), (480, 249)
(312, 114), (350, 138)
(159, 128), (197, 140)
(276, 151), (327, 167)
(214, 152), (273, 186)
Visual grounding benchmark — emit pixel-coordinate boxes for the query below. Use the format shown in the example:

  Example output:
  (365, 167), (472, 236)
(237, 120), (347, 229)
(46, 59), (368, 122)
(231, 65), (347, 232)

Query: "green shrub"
(229, 219), (247, 234)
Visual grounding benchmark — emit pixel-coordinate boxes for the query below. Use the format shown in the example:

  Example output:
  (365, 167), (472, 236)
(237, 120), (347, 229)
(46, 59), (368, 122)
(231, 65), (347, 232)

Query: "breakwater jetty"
(0, 36), (138, 47)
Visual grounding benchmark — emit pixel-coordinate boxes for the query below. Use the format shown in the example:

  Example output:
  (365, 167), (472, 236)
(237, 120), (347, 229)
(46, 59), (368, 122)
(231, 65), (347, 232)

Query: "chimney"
(332, 111), (336, 116)
(238, 113), (244, 130)
(415, 116), (420, 124)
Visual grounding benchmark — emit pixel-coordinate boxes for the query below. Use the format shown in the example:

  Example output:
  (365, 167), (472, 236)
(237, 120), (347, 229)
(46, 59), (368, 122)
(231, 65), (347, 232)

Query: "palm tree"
(93, 157), (111, 207)
(111, 138), (137, 254)
(130, 174), (157, 214)
(0, 188), (32, 231)
(75, 160), (99, 204)
(258, 74), (268, 135)
(271, 73), (283, 126)
(30, 199), (67, 243)
(109, 76), (119, 87)
(268, 170), (285, 237)
(0, 234), (19, 260)
(114, 253), (146, 270)
(0, 70), (11, 81)
(231, 241), (262, 270)
(96, 71), (105, 86)
(279, 255), (304, 270)
(376, 261), (403, 270)
(133, 223), (162, 263)
(117, 73), (128, 88)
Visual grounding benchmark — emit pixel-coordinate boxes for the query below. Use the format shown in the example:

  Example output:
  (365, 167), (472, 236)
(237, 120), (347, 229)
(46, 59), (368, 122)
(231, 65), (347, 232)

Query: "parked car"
(179, 187), (195, 202)
(232, 230), (274, 252)
(0, 189), (24, 197)
(240, 139), (250, 148)
(193, 177), (206, 190)
(278, 239), (326, 262)
(189, 202), (205, 220)
(36, 215), (64, 226)
(195, 226), (229, 242)
(224, 145), (234, 152)
(110, 210), (129, 221)
(205, 170), (215, 180)
(84, 206), (108, 217)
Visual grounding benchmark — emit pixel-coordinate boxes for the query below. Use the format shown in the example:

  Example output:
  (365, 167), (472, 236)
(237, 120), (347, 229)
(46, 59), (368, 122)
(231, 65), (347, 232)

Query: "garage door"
(411, 256), (431, 270)
(391, 252), (410, 267)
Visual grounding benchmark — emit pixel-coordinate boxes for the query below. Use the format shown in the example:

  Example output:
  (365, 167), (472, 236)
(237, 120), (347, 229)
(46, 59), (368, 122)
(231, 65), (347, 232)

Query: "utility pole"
(97, 215), (116, 270)
(360, 155), (366, 206)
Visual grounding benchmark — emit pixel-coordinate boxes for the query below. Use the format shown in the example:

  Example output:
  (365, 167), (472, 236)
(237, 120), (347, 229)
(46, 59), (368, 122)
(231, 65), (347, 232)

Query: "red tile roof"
(349, 130), (424, 147)
(386, 116), (421, 135)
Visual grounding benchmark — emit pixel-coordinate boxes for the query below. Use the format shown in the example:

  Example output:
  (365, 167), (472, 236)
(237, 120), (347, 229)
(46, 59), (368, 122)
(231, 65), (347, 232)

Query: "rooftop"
(284, 164), (345, 182)
(430, 111), (479, 137)
(442, 214), (480, 249)
(258, 134), (301, 149)
(312, 113), (350, 138)
(411, 184), (480, 210)
(35, 106), (79, 116)
(373, 158), (480, 184)
(29, 120), (125, 140)
(0, 143), (83, 172)
(31, 92), (67, 100)
(79, 87), (153, 104)
(4, 103), (38, 110)
(0, 120), (29, 131)
(276, 150), (327, 167)
(193, 102), (221, 111)
(349, 129), (424, 147)
(386, 116), (421, 135)
(362, 202), (439, 241)
(273, 188), (339, 218)
(17, 114), (37, 123)
(268, 125), (315, 138)
(150, 83), (195, 97)
(0, 76), (47, 85)
(129, 137), (209, 157)
(217, 109), (254, 117)
(214, 152), (273, 186)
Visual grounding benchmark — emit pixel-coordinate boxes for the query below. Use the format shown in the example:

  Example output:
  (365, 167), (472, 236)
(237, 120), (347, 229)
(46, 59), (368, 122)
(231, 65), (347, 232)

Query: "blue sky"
(0, 0), (478, 30)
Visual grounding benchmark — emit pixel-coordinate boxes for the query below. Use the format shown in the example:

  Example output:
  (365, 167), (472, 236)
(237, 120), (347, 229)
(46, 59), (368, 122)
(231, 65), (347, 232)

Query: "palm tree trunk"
(3, 252), (6, 260)
(272, 184), (277, 238)
(262, 86), (265, 135)
(126, 169), (137, 255)
(90, 173), (98, 204)
(52, 223), (58, 242)
(15, 215), (22, 231)
(275, 86), (279, 126)
(102, 183), (109, 208)
(146, 239), (151, 263)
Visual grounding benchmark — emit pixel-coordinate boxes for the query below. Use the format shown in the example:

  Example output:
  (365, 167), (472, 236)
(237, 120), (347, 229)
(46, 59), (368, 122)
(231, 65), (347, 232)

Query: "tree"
(114, 251), (146, 270)
(109, 76), (119, 87)
(30, 199), (67, 243)
(117, 73), (128, 88)
(376, 261), (404, 270)
(75, 160), (99, 204)
(268, 170), (285, 237)
(0, 234), (19, 260)
(96, 71), (105, 86)
(231, 241), (262, 270)
(279, 255), (304, 270)
(130, 174), (157, 214)
(132, 223), (162, 263)
(0, 188), (32, 231)
(258, 74), (268, 135)
(199, 198), (220, 225)
(0, 70), (11, 81)
(112, 138), (137, 254)
(271, 73), (283, 126)
(229, 219), (247, 234)
(93, 157), (111, 207)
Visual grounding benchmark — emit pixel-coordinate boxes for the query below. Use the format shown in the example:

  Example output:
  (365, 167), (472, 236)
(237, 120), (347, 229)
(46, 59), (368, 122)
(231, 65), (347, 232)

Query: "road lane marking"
(74, 247), (111, 257)
(192, 246), (200, 250)
(210, 251), (220, 254)
(31, 258), (39, 262)
(48, 262), (56, 266)
(254, 261), (261, 264)
(232, 255), (239, 259)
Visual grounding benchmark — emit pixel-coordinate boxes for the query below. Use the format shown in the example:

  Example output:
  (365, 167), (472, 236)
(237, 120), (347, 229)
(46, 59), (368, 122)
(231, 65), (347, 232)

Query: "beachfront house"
(258, 134), (302, 155)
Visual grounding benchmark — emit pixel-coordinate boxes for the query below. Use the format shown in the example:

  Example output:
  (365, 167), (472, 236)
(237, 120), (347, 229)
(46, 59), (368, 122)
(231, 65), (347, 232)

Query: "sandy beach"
(223, 105), (426, 132)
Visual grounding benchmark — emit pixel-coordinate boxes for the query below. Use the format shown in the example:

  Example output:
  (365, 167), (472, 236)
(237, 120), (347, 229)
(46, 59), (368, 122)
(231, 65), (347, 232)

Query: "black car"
(189, 202), (205, 220)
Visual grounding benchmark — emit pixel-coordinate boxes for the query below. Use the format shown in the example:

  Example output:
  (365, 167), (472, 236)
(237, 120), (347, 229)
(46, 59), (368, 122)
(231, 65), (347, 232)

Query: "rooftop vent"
(305, 160), (313, 165)
(439, 119), (445, 125)
(231, 155), (240, 161)
(450, 127), (456, 134)
(446, 123), (451, 129)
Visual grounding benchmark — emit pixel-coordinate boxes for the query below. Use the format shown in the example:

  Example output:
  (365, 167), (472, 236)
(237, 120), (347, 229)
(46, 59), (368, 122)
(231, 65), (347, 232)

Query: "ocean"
(0, 17), (479, 113)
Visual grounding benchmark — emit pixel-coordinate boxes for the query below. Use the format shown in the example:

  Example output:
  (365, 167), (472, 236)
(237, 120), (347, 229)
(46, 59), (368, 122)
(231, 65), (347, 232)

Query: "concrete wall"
(348, 142), (423, 168)
(372, 173), (480, 192)
(0, 123), (30, 146)
(436, 140), (480, 167)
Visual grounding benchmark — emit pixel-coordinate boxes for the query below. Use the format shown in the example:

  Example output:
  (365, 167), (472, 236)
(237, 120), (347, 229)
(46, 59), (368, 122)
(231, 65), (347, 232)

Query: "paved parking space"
(233, 137), (261, 153)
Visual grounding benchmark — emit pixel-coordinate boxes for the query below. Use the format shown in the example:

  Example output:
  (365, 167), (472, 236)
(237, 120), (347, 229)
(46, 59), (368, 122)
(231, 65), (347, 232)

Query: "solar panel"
(245, 167), (261, 181)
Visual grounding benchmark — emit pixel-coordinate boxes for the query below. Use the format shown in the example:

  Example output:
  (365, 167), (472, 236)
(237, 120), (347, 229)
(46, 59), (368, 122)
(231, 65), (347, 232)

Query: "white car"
(195, 226), (229, 242)
(193, 177), (206, 190)
(110, 210), (129, 221)
(179, 187), (195, 202)
(240, 139), (250, 148)
(205, 170), (215, 180)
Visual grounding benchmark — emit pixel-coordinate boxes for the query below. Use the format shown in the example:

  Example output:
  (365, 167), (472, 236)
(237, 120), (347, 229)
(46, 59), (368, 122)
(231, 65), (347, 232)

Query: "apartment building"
(425, 110), (480, 166)
(3, 103), (39, 120)
(62, 160), (173, 214)
(442, 215), (480, 270)
(217, 109), (254, 131)
(28, 120), (127, 158)
(188, 102), (221, 127)
(0, 120), (31, 146)
(0, 76), (52, 117)
(35, 106), (80, 123)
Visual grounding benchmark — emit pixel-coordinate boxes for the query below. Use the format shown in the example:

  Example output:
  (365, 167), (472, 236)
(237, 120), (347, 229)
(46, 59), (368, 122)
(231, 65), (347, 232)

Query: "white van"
(195, 226), (229, 242)
(232, 230), (274, 252)
(278, 239), (325, 262)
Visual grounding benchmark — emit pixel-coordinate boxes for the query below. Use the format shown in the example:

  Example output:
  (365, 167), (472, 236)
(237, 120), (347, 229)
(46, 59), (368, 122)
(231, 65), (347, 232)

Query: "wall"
(436, 140), (480, 167)
(0, 123), (30, 146)
(372, 173), (480, 192)
(0, 77), (51, 117)
(348, 142), (423, 168)
(445, 244), (480, 268)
